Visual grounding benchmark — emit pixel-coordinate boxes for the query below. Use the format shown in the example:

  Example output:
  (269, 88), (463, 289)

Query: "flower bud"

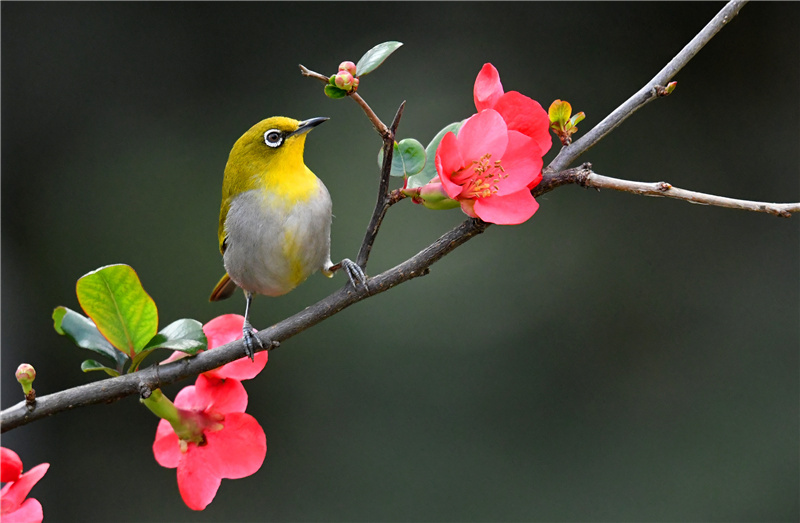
(351, 77), (360, 91)
(338, 61), (357, 77)
(15, 363), (36, 395)
(403, 178), (461, 210)
(334, 70), (355, 90)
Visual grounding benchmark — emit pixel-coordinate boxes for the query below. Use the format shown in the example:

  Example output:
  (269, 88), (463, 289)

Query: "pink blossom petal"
(194, 374), (247, 415)
(473, 63), (504, 112)
(435, 132), (465, 199)
(493, 91), (552, 155)
(203, 314), (246, 348)
(473, 189), (540, 225)
(0, 463), (48, 512)
(456, 109), (508, 164)
(203, 413), (266, 479)
(527, 170), (543, 190)
(1, 448), (23, 483)
(177, 456), (222, 511)
(153, 420), (181, 469)
(1, 497), (43, 523)
(493, 131), (542, 195)
(460, 199), (479, 218)
(205, 351), (267, 381)
(172, 384), (199, 411)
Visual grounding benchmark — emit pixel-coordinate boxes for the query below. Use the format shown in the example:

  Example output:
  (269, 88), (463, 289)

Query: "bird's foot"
(242, 322), (265, 361)
(339, 258), (367, 288)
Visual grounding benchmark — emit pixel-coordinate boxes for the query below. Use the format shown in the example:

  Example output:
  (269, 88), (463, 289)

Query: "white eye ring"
(264, 129), (283, 148)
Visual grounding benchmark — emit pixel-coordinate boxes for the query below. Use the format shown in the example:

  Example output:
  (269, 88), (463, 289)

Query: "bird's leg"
(328, 258), (367, 288)
(242, 291), (264, 360)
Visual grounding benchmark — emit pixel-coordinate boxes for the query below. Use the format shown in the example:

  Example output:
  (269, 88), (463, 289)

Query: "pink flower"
(434, 64), (553, 224)
(152, 374), (266, 511)
(436, 109), (543, 224)
(473, 63), (552, 173)
(163, 314), (267, 381)
(1, 447), (49, 523)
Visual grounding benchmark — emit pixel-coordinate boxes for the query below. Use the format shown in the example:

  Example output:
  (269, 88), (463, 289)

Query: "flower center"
(457, 153), (508, 199)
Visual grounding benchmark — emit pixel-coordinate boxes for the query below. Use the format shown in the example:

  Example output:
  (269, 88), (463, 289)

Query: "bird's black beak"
(290, 116), (329, 138)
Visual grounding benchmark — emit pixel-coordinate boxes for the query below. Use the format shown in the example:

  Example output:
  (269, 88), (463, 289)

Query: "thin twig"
(535, 163), (799, 217)
(356, 101), (405, 268)
(583, 172), (799, 217)
(298, 64), (389, 137)
(547, 0), (748, 172)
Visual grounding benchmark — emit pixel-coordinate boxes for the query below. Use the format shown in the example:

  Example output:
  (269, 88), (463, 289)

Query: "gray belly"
(222, 184), (332, 296)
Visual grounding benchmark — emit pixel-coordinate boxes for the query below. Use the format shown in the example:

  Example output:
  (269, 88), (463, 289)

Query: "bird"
(209, 116), (366, 358)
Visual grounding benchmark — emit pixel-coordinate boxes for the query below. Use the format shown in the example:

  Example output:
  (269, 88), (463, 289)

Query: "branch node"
(657, 182), (673, 192)
(138, 382), (153, 400)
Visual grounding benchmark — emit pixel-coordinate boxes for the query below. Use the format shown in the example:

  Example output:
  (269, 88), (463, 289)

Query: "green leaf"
(53, 306), (129, 371)
(356, 41), (403, 76)
(378, 139), (427, 178)
(386, 139), (425, 177)
(81, 359), (121, 377)
(143, 318), (207, 355)
(407, 121), (463, 189)
(324, 84), (348, 99)
(548, 99), (572, 124)
(76, 264), (158, 358)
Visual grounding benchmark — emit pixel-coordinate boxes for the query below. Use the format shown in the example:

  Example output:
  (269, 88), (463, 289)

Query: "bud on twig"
(15, 363), (36, 404)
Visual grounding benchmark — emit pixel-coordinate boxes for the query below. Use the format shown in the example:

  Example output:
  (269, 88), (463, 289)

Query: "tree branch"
(535, 163), (799, 217)
(1, 218), (489, 432)
(547, 0), (748, 172)
(3, 1), (784, 433)
(298, 64), (390, 138)
(356, 101), (405, 268)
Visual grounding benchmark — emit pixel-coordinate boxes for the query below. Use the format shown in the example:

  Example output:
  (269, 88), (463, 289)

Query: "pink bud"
(15, 363), (35, 390)
(334, 71), (355, 90)
(338, 61), (357, 76)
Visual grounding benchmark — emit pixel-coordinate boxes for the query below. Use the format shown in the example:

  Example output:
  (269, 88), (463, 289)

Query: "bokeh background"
(2, 2), (798, 521)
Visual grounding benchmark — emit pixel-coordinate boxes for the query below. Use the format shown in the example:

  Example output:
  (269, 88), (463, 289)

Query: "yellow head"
(218, 116), (328, 252)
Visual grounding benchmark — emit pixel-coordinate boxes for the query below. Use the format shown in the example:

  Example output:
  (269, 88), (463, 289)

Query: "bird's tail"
(209, 273), (238, 301)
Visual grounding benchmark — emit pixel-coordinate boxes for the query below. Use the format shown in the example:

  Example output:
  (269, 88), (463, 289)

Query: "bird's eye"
(264, 130), (283, 148)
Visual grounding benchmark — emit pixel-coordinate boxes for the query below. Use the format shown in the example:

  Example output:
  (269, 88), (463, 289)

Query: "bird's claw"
(340, 258), (366, 288)
(242, 323), (265, 361)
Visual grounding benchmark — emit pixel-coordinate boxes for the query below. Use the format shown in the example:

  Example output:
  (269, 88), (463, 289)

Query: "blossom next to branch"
(473, 63), (552, 171)
(1, 447), (49, 523)
(434, 64), (552, 224)
(436, 109), (544, 224)
(151, 374), (266, 510)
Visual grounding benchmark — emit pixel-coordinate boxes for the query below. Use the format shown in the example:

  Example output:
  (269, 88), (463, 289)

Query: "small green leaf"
(548, 99), (572, 124)
(396, 139), (426, 176)
(356, 41), (403, 76)
(81, 359), (121, 377)
(76, 264), (158, 358)
(378, 138), (427, 178)
(144, 319), (207, 355)
(53, 306), (129, 371)
(324, 84), (348, 99)
(569, 112), (585, 126)
(407, 121), (463, 189)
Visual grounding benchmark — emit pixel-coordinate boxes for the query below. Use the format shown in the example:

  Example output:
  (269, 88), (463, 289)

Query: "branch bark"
(547, 0), (748, 172)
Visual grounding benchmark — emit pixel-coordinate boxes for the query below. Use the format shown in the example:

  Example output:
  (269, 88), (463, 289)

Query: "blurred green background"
(2, 2), (798, 521)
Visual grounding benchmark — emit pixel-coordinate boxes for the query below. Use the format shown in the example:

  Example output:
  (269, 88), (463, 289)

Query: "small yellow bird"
(210, 116), (365, 357)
